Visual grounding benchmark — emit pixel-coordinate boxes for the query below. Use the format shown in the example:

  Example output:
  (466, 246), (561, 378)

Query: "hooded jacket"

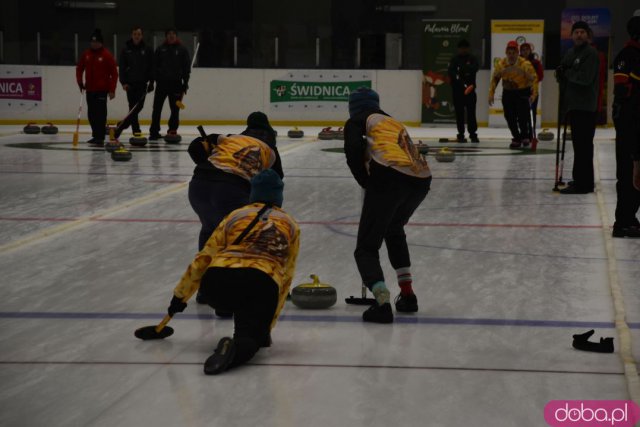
(118, 39), (153, 85)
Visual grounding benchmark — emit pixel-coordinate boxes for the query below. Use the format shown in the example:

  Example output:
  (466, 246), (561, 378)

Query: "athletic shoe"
(456, 134), (467, 143)
(521, 138), (530, 148)
(362, 303), (393, 324)
(148, 133), (162, 141)
(395, 293), (418, 313)
(470, 134), (480, 143)
(214, 309), (233, 318)
(204, 337), (236, 375)
(559, 185), (593, 194)
(86, 138), (104, 147)
(612, 225), (640, 238)
(509, 139), (521, 149)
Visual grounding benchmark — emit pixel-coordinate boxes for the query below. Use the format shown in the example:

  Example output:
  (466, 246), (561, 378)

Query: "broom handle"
(154, 314), (173, 333)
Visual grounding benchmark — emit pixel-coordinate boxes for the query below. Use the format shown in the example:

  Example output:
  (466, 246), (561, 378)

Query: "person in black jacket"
(344, 88), (432, 324)
(611, 16), (640, 238)
(188, 112), (284, 304)
(447, 39), (479, 142)
(116, 26), (153, 138)
(149, 29), (190, 141)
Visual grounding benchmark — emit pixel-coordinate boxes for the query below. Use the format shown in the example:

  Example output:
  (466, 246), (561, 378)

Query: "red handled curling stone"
(41, 123), (59, 134)
(23, 123), (40, 134)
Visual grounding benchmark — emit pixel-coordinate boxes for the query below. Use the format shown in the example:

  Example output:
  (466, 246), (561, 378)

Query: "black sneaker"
(612, 225), (640, 238)
(559, 185), (593, 194)
(204, 337), (236, 375)
(87, 138), (104, 147)
(362, 303), (393, 324)
(395, 293), (418, 313)
(470, 135), (479, 143)
(456, 134), (467, 143)
(214, 309), (233, 318)
(148, 133), (162, 141)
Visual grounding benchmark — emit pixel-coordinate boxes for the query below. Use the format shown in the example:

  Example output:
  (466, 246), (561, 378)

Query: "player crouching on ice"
(344, 88), (432, 323)
(168, 169), (300, 374)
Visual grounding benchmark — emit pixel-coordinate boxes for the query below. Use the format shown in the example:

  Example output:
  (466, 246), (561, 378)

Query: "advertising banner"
(0, 67), (42, 112)
(561, 8), (610, 125)
(489, 20), (544, 127)
(421, 19), (472, 124)
(269, 70), (372, 112)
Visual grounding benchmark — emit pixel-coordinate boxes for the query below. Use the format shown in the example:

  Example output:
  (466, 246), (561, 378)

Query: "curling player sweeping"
(343, 87), (432, 323)
(135, 169), (299, 375)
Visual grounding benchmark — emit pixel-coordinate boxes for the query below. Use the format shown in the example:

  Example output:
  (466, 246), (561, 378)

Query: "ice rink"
(1, 123), (639, 426)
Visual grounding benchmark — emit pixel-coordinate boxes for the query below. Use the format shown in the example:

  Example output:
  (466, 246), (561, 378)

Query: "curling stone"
(416, 140), (429, 155)
(23, 123), (40, 134)
(537, 129), (554, 141)
(438, 137), (449, 143)
(333, 127), (344, 140)
(129, 133), (148, 147)
(287, 127), (304, 138)
(435, 147), (455, 162)
(41, 122), (58, 135)
(291, 274), (337, 309)
(318, 127), (334, 140)
(111, 146), (132, 162)
(164, 133), (182, 144)
(104, 141), (122, 153)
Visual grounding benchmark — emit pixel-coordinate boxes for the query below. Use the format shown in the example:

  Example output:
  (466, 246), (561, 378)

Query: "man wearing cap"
(448, 39), (480, 143)
(149, 28), (190, 141)
(165, 169), (300, 375)
(344, 87), (432, 324)
(75, 29), (118, 145)
(187, 112), (284, 305)
(611, 16), (640, 237)
(489, 40), (538, 149)
(555, 21), (600, 194)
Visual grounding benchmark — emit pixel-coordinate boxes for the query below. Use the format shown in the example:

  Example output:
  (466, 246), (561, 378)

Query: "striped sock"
(396, 267), (413, 296)
(371, 281), (390, 305)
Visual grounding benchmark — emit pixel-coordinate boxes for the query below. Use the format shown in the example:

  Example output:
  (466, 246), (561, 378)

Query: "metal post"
(74, 33), (78, 63)
(275, 37), (279, 67)
(36, 32), (41, 64)
(193, 35), (198, 66)
(356, 37), (361, 68)
(315, 37), (320, 67)
(233, 36), (238, 66)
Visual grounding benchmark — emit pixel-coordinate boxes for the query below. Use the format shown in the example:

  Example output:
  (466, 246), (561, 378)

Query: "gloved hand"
(78, 82), (85, 92)
(554, 65), (566, 81)
(168, 295), (187, 316)
(182, 82), (189, 94)
(147, 81), (154, 93)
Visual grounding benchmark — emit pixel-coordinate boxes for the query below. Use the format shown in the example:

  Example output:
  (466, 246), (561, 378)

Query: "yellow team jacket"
(365, 113), (431, 179)
(209, 135), (276, 181)
(173, 203), (300, 328)
(489, 56), (539, 99)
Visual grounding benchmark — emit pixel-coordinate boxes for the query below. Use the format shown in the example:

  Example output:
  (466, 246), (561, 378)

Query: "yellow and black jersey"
(208, 135), (276, 181)
(173, 202), (300, 327)
(364, 114), (431, 179)
(489, 56), (538, 98)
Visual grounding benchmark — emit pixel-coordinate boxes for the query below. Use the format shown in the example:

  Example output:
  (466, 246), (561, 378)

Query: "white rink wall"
(0, 65), (614, 126)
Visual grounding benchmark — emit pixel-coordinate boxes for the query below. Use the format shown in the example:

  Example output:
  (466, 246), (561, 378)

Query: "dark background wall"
(0, 0), (636, 67)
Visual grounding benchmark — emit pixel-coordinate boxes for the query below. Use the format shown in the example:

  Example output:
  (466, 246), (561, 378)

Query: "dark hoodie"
(118, 39), (153, 85)
(153, 39), (190, 85)
(613, 39), (640, 160)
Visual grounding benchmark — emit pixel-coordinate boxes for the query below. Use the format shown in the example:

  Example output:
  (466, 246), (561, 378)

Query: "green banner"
(270, 80), (371, 103)
(421, 20), (472, 124)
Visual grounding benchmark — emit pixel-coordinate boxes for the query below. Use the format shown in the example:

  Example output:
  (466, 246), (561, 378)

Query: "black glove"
(78, 82), (85, 92)
(182, 82), (189, 94)
(554, 65), (566, 81)
(168, 295), (187, 316)
(147, 81), (154, 93)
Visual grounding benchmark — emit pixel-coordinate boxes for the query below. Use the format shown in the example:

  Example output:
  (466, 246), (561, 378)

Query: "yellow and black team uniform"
(188, 131), (283, 250)
(489, 56), (538, 145)
(344, 110), (431, 288)
(173, 201), (300, 367)
(612, 37), (640, 236)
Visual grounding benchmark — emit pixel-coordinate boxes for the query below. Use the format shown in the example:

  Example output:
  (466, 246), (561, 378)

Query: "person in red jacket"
(519, 43), (544, 142)
(76, 29), (118, 145)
